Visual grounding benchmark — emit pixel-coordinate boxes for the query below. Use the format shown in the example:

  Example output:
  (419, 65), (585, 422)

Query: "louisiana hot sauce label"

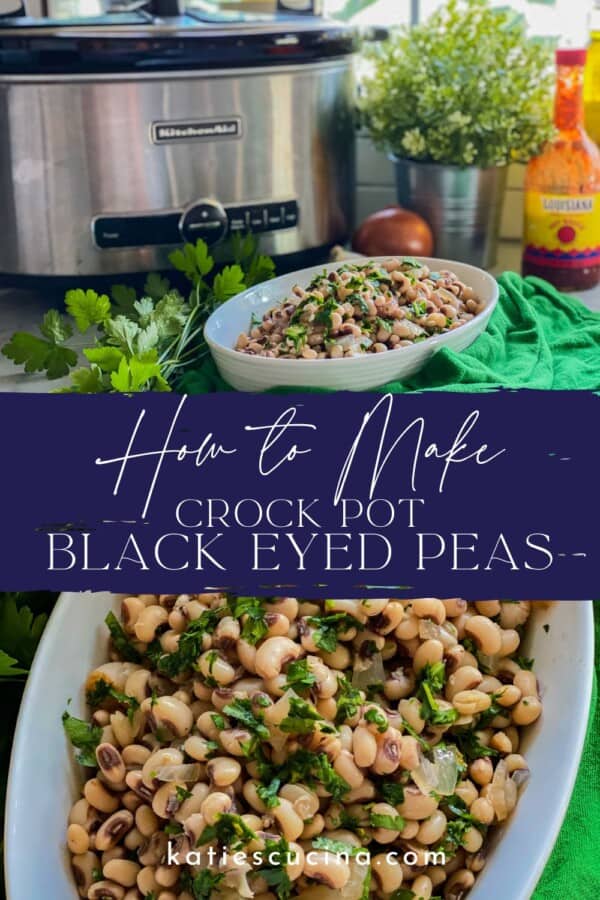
(523, 192), (600, 268)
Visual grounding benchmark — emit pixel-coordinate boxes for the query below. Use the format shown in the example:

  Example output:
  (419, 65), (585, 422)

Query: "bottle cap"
(556, 48), (587, 65)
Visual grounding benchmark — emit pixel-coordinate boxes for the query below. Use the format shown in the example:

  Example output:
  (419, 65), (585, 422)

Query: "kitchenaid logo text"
(542, 197), (594, 212)
(151, 118), (242, 144)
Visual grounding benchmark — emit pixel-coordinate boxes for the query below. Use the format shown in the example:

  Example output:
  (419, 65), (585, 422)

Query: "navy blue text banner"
(0, 390), (597, 598)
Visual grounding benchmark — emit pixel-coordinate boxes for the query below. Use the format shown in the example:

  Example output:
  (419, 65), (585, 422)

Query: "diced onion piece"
(352, 651), (385, 689)
(155, 764), (201, 783)
(411, 745), (459, 797)
(418, 619), (458, 647)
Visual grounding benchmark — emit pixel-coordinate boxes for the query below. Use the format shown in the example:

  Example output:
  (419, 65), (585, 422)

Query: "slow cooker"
(0, 7), (357, 280)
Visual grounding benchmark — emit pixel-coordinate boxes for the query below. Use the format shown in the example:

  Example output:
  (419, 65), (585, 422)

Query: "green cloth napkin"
(181, 272), (600, 394)
(533, 603), (600, 899)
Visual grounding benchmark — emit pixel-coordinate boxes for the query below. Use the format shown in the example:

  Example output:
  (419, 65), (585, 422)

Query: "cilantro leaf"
(66, 365), (107, 393)
(62, 711), (102, 767)
(515, 656), (535, 671)
(65, 289), (111, 332)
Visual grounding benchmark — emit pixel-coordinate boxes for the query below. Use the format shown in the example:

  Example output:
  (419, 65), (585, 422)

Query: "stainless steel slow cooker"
(0, 9), (356, 279)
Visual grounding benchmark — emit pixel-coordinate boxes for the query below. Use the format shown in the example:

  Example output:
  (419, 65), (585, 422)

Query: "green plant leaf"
(65, 289), (111, 332)
(169, 239), (214, 284)
(83, 347), (124, 373)
(39, 310), (73, 343)
(2, 333), (53, 373)
(0, 596), (48, 668)
(104, 316), (140, 354)
(0, 650), (28, 677)
(69, 365), (107, 393)
(144, 272), (171, 300)
(212, 265), (246, 303)
(111, 284), (138, 316)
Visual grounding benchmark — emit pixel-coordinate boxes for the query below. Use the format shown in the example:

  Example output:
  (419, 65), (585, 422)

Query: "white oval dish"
(204, 256), (499, 392)
(4, 596), (593, 900)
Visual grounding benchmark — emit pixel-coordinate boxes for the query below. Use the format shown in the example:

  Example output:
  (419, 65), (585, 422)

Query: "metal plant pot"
(392, 156), (507, 269)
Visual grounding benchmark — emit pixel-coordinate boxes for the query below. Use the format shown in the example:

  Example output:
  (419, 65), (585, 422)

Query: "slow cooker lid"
(0, 10), (357, 74)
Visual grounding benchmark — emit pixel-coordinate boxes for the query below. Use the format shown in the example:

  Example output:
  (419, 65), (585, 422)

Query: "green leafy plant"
(1, 234), (275, 393)
(0, 592), (59, 896)
(360, 0), (554, 167)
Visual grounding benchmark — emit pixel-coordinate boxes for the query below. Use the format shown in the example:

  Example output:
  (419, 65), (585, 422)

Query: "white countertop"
(1, 240), (599, 393)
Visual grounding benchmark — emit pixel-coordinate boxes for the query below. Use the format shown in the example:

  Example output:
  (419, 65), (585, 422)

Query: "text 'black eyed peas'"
(64, 597), (541, 900)
(234, 259), (484, 360)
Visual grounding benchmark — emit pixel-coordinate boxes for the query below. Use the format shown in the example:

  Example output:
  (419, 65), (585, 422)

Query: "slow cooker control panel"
(93, 199), (299, 250)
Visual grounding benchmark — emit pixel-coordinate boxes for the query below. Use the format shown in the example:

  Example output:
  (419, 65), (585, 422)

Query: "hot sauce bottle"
(522, 48), (600, 290)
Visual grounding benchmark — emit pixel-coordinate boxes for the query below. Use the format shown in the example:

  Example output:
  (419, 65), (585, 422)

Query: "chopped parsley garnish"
(86, 678), (140, 723)
(197, 813), (257, 850)
(436, 817), (472, 855)
(259, 836), (293, 900)
(369, 811), (405, 831)
(401, 718), (431, 751)
(211, 713), (226, 730)
(263, 749), (350, 800)
(335, 675), (363, 724)
(175, 785), (193, 803)
(91, 868), (103, 884)
(476, 693), (503, 728)
(364, 707), (388, 733)
(222, 698), (269, 741)
(417, 662), (459, 726)
(514, 655), (535, 671)
(62, 711), (102, 767)
(307, 612), (362, 653)
(228, 596), (268, 645)
(453, 727), (499, 761)
(180, 870), (225, 900)
(150, 607), (222, 677)
(284, 658), (317, 695)
(314, 297), (342, 330)
(410, 300), (428, 317)
(380, 781), (405, 805)
(279, 697), (335, 735)
(284, 324), (307, 351)
(257, 777), (281, 808)
(105, 610), (141, 663)
(312, 836), (359, 856)
(164, 821), (184, 835)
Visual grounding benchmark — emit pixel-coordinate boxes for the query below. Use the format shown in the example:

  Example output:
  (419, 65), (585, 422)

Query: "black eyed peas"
(234, 260), (484, 359)
(65, 596), (541, 900)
